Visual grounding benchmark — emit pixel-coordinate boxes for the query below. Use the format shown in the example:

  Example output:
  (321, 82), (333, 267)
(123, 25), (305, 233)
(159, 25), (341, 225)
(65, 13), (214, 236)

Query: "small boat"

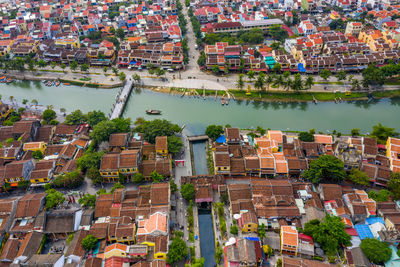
(64, 83), (70, 86)
(5, 78), (13, 83)
(55, 81), (61, 87)
(146, 109), (161, 115)
(221, 96), (224, 105)
(225, 98), (229, 105)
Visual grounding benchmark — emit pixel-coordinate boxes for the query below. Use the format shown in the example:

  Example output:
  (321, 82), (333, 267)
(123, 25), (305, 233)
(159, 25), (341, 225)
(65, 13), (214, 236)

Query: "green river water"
(1, 81), (400, 135)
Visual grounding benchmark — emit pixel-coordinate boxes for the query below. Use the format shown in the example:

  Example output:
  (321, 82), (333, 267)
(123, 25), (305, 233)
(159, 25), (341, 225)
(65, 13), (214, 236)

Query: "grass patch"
(206, 145), (214, 174)
(80, 77), (92, 81)
(42, 69), (65, 73)
(59, 79), (99, 88)
(214, 202), (227, 236)
(384, 81), (400, 85)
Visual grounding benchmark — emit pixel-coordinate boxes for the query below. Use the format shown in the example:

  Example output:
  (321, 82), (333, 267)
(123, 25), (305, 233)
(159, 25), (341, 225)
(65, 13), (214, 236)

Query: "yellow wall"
(156, 149), (168, 157)
(30, 177), (49, 184)
(241, 223), (258, 233)
(23, 142), (46, 153)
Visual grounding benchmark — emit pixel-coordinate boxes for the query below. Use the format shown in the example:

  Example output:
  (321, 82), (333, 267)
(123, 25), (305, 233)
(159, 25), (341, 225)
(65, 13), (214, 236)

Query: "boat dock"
(109, 79), (134, 119)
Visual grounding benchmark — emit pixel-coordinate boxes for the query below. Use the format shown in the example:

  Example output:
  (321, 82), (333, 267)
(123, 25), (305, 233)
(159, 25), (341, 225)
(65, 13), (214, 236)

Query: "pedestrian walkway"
(109, 79), (133, 119)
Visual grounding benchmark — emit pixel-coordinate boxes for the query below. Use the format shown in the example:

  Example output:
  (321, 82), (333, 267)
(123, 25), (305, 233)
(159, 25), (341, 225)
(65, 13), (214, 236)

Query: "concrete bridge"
(187, 135), (209, 142)
(109, 79), (134, 119)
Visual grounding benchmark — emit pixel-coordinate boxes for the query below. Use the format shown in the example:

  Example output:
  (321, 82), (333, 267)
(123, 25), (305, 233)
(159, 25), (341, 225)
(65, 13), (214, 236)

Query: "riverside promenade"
(109, 79), (134, 119)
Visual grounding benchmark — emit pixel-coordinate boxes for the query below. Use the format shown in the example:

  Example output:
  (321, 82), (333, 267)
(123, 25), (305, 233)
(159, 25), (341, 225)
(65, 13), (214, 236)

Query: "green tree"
(60, 63), (66, 71)
(348, 169), (370, 186)
(319, 69), (332, 81)
(230, 225), (239, 235)
(170, 179), (178, 193)
(290, 73), (303, 92)
(212, 65), (220, 75)
(197, 51), (206, 66)
(32, 150), (44, 160)
(65, 110), (87, 125)
(150, 170), (163, 183)
(132, 73), (141, 84)
(180, 183), (195, 201)
(303, 155), (346, 183)
(42, 108), (56, 123)
(371, 123), (397, 144)
(298, 131), (314, 142)
(77, 151), (104, 171)
(87, 167), (102, 184)
(80, 64), (89, 72)
(132, 172), (144, 184)
(335, 70), (346, 82)
(256, 126), (266, 136)
(269, 24), (288, 42)
(87, 110), (107, 126)
(70, 61), (78, 71)
(81, 235), (98, 251)
(119, 71), (126, 81)
(368, 189), (392, 202)
(103, 66), (108, 74)
(303, 214), (351, 255)
(110, 182), (125, 193)
(360, 238), (392, 264)
(45, 189), (66, 209)
(205, 125), (223, 141)
(167, 236), (188, 264)
(362, 64), (385, 87)
(90, 118), (131, 145)
(38, 59), (47, 68)
(22, 99), (28, 105)
(247, 70), (255, 81)
(237, 74), (245, 90)
(167, 135), (183, 155)
(351, 128), (360, 136)
(305, 75), (314, 90)
(116, 28), (125, 39)
(78, 193), (97, 208)
(50, 61), (57, 69)
(31, 99), (38, 106)
(272, 63), (281, 73)
(254, 73), (265, 91)
(388, 172), (400, 199)
(133, 119), (180, 144)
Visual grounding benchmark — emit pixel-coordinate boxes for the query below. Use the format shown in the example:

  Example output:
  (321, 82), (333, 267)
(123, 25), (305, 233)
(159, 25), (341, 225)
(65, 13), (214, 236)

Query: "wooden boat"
(146, 109), (161, 115)
(64, 83), (70, 86)
(5, 78), (13, 83)
(225, 98), (229, 105)
(221, 96), (224, 105)
(55, 81), (61, 87)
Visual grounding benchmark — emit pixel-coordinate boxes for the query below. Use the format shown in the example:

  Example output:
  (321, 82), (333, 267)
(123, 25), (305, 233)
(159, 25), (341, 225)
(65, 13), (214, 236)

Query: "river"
(1, 81), (400, 135)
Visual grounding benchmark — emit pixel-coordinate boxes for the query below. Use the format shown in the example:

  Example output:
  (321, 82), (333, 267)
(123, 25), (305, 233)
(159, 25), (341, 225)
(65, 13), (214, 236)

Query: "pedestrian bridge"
(109, 79), (134, 119)
(187, 135), (209, 142)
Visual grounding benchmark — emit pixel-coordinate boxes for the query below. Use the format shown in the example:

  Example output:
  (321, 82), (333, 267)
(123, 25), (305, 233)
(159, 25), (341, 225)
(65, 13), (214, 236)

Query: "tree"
(170, 179), (178, 193)
(70, 61), (78, 71)
(230, 225), (239, 235)
(38, 59), (47, 68)
(388, 172), (400, 199)
(87, 110), (107, 126)
(305, 76), (314, 90)
(150, 170), (163, 183)
(77, 151), (104, 171)
(80, 64), (89, 72)
(132, 172), (144, 184)
(351, 128), (360, 136)
(362, 64), (385, 87)
(110, 182), (125, 193)
(212, 65), (220, 75)
(254, 73), (265, 91)
(290, 73), (303, 92)
(31, 99), (38, 106)
(112, 67), (119, 76)
(247, 70), (255, 81)
(197, 51), (206, 66)
(45, 189), (65, 209)
(116, 28), (125, 39)
(205, 125), (223, 141)
(60, 63), (66, 71)
(360, 238), (391, 264)
(335, 70), (346, 82)
(303, 214), (351, 255)
(256, 126), (266, 136)
(298, 131), (314, 142)
(180, 183), (195, 201)
(319, 69), (331, 81)
(368, 189), (392, 202)
(269, 24), (288, 42)
(237, 74), (245, 90)
(65, 110), (87, 125)
(134, 119), (180, 144)
(52, 170), (84, 189)
(371, 123), (397, 144)
(272, 63), (281, 73)
(42, 108), (56, 123)
(303, 155), (346, 183)
(118, 72), (126, 81)
(167, 135), (183, 155)
(22, 99), (28, 105)
(258, 223), (266, 240)
(348, 169), (370, 186)
(78, 193), (97, 208)
(32, 150), (44, 160)
(90, 118), (131, 145)
(132, 73), (141, 84)
(81, 235), (98, 251)
(103, 66), (108, 74)
(87, 167), (102, 184)
(50, 61), (57, 69)
(155, 68), (166, 78)
(167, 236), (188, 264)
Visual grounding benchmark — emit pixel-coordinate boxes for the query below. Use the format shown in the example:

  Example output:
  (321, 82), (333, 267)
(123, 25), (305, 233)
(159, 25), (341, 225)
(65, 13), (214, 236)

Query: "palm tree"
(132, 73), (141, 84)
(236, 74), (244, 90)
(265, 75), (273, 91)
(247, 70), (255, 82)
(47, 105), (54, 110)
(254, 75), (265, 91)
(305, 76), (314, 90)
(351, 79), (360, 91)
(274, 75), (284, 89)
(31, 99), (38, 106)
(283, 77), (292, 91)
(22, 99), (28, 105)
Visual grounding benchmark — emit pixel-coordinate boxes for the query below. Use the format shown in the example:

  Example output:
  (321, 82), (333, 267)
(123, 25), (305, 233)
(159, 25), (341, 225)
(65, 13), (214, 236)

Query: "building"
(386, 137), (400, 173)
(3, 159), (34, 187)
(280, 225), (298, 256)
(238, 211), (258, 233)
(155, 136), (168, 157)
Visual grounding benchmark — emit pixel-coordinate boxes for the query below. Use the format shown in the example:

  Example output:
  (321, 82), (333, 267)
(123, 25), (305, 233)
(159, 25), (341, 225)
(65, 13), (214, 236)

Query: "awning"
(298, 63), (306, 73)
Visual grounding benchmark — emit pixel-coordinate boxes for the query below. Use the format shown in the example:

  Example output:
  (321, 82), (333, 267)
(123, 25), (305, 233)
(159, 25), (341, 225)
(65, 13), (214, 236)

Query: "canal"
(198, 209), (216, 267)
(2, 81), (400, 135)
(191, 141), (208, 175)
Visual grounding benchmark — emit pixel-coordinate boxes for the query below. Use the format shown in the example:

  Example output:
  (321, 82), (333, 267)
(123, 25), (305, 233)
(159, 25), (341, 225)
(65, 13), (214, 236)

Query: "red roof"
(345, 228), (358, 236)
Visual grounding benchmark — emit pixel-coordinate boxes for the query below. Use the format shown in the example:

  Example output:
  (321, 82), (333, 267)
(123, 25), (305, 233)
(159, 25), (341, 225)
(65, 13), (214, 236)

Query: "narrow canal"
(191, 139), (215, 266)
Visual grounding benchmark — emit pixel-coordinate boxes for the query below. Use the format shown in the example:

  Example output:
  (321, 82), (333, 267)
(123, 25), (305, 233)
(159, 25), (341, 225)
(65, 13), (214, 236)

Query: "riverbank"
(151, 86), (400, 102)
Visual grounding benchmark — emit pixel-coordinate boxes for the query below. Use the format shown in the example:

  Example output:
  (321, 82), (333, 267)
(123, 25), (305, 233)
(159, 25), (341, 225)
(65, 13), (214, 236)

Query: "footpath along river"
(1, 81), (400, 135)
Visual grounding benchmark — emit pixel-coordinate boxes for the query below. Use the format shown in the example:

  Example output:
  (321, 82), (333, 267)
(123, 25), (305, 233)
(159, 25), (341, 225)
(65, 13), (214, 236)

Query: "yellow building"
(55, 37), (80, 48)
(155, 136), (168, 157)
(238, 211), (258, 233)
(0, 40), (14, 56)
(23, 142), (46, 153)
(99, 153), (120, 182)
(386, 137), (400, 173)
(280, 226), (298, 256)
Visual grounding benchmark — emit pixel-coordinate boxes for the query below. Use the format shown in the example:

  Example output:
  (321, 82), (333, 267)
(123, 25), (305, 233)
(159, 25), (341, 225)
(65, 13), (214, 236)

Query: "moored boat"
(64, 83), (70, 86)
(221, 97), (224, 105)
(146, 109), (162, 115)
